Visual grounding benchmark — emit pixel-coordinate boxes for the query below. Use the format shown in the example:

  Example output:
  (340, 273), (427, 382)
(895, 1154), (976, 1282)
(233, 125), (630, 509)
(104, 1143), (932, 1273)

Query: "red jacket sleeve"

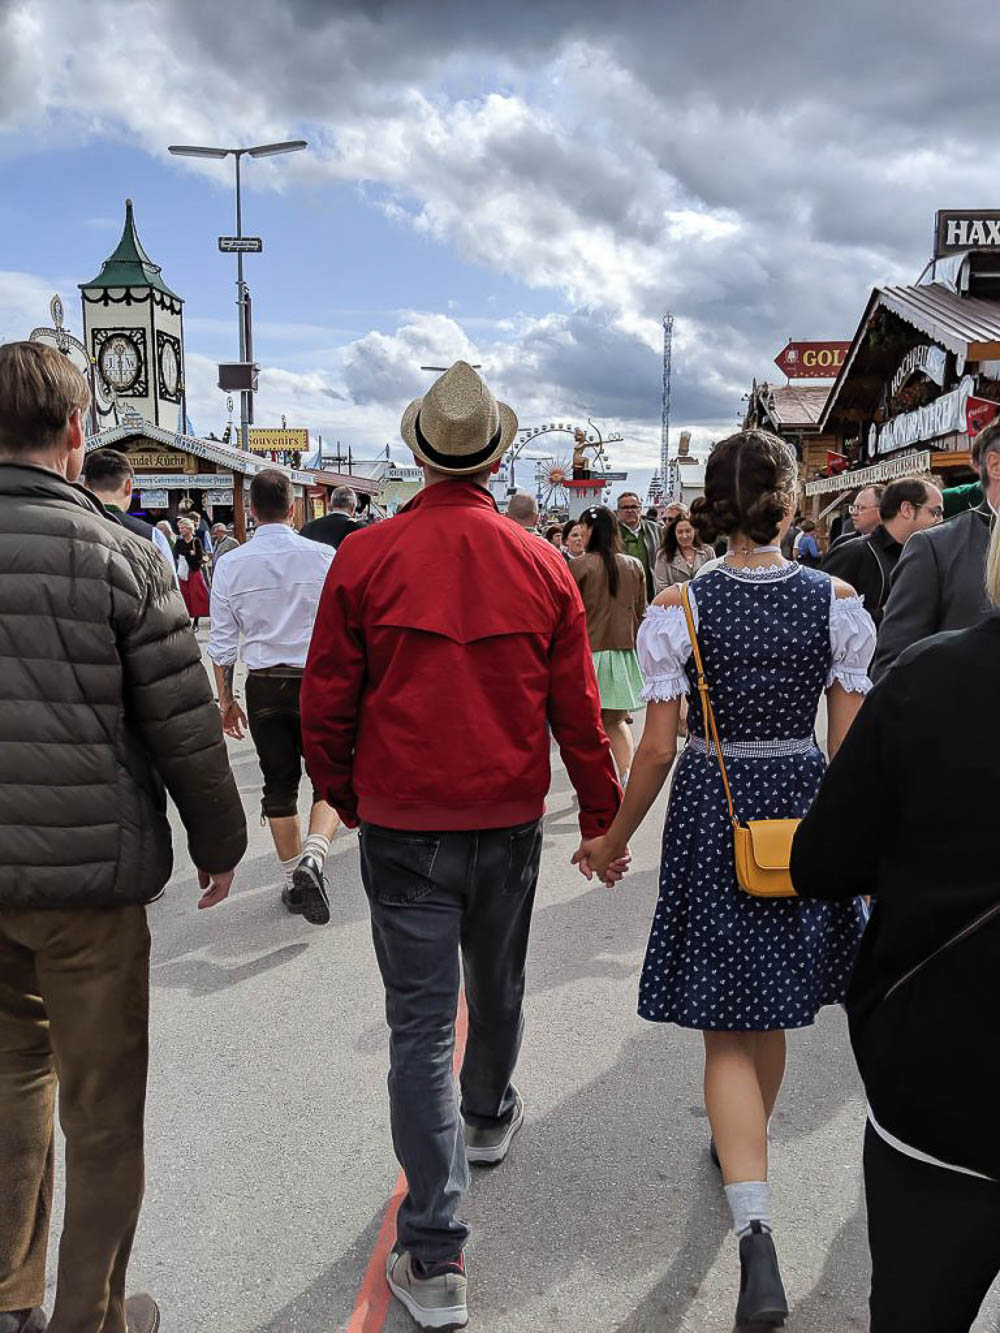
(547, 579), (622, 838)
(301, 550), (367, 827)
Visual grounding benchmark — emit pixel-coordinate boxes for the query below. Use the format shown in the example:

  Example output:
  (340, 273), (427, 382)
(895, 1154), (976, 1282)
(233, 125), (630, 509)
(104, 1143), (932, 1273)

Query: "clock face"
(99, 334), (140, 391)
(160, 340), (180, 395)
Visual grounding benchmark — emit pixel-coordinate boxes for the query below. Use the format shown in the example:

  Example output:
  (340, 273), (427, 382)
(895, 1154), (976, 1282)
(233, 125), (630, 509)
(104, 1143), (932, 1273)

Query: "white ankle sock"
(724, 1180), (772, 1237)
(302, 833), (331, 867)
(280, 855), (300, 890)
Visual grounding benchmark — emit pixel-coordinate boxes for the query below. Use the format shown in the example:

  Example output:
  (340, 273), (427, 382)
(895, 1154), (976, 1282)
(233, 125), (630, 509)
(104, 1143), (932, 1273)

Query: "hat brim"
(401, 397), (519, 476)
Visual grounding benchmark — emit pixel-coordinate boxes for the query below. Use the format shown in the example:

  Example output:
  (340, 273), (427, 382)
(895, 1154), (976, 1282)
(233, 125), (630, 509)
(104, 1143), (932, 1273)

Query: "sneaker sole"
(466, 1100), (524, 1166)
(281, 888), (306, 915)
(291, 865), (331, 926)
(386, 1273), (468, 1330)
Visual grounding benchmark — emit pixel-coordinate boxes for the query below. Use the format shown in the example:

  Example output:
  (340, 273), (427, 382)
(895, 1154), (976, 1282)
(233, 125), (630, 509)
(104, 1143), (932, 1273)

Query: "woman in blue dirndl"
(578, 430), (875, 1330)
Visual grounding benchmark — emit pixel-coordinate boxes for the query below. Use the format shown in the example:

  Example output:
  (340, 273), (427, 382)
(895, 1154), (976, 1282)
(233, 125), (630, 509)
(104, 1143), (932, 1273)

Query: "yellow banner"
(248, 428), (309, 455)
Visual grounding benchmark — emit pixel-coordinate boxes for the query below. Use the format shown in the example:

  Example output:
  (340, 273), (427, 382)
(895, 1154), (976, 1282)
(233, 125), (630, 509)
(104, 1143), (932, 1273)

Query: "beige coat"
(654, 544), (715, 594)
(570, 552), (646, 653)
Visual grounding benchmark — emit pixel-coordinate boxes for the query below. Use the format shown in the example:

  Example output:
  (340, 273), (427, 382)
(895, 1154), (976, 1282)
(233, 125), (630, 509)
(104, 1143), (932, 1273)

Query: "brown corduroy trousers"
(0, 905), (150, 1333)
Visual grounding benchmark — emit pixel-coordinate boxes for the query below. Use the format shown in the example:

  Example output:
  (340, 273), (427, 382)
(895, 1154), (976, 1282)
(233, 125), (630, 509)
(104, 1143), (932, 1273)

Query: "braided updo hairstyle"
(689, 429), (797, 547)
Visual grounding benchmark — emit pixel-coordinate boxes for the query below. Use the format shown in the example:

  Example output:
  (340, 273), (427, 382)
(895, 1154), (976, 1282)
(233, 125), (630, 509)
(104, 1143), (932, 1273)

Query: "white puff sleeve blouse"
(635, 583), (876, 703)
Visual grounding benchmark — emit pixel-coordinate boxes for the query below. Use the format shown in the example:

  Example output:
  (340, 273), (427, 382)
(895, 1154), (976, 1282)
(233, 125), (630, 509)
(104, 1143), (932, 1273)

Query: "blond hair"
(986, 518), (1000, 607)
(0, 342), (90, 454)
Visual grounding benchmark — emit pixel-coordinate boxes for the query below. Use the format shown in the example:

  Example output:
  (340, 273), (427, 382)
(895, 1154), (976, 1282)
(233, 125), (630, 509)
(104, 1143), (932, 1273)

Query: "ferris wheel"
(534, 458), (572, 510)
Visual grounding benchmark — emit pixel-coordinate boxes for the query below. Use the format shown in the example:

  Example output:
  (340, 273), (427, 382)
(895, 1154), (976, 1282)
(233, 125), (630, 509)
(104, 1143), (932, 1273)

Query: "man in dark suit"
(872, 424), (1000, 681)
(300, 484), (363, 549)
(823, 477), (942, 627)
(83, 447), (177, 578)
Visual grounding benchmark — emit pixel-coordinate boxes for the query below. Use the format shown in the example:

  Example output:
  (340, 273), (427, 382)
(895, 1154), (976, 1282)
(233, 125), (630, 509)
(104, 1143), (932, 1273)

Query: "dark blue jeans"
(359, 820), (543, 1262)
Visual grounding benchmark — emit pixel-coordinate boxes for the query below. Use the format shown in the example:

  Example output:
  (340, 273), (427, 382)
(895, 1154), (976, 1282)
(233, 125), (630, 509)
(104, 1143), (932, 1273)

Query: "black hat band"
(415, 411), (503, 469)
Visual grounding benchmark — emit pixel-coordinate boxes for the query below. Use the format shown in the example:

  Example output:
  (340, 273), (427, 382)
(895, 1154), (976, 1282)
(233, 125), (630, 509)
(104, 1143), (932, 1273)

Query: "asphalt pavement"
(44, 659), (1000, 1331)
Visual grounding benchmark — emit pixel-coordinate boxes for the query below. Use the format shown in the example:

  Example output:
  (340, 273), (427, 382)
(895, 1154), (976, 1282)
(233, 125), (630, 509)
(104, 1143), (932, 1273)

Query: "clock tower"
(80, 198), (185, 429)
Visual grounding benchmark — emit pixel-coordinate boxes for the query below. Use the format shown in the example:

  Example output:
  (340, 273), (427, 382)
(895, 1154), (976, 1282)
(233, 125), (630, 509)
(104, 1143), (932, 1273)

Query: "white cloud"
(6, 0), (1000, 477)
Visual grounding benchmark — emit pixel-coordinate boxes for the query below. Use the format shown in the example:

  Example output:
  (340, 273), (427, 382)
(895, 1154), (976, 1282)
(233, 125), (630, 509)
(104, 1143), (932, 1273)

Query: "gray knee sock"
(724, 1180), (772, 1237)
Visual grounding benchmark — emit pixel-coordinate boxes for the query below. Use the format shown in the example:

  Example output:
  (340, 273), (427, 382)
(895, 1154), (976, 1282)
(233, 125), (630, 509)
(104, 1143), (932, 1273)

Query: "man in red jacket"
(301, 362), (626, 1331)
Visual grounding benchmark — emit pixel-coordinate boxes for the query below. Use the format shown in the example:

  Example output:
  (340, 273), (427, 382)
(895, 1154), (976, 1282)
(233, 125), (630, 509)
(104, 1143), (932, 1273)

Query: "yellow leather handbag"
(680, 583), (798, 899)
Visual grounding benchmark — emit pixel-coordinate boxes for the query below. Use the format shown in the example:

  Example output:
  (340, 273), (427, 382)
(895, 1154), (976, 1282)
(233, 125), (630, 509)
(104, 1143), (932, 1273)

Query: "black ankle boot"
(734, 1222), (788, 1330)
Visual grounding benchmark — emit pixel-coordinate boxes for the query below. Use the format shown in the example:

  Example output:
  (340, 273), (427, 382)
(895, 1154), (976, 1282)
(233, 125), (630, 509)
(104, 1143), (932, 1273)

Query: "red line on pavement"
(346, 992), (470, 1333)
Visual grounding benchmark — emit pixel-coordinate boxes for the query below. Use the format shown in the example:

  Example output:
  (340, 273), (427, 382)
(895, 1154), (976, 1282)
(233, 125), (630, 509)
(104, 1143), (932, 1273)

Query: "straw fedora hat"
(401, 361), (518, 476)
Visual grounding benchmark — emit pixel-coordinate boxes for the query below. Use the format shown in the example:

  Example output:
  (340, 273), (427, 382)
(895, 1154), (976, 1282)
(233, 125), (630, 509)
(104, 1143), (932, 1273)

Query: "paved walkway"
(44, 669), (1000, 1330)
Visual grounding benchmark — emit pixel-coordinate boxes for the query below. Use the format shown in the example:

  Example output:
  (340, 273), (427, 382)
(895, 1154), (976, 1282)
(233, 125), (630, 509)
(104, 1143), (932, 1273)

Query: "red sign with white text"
(966, 395), (1000, 439)
(774, 341), (851, 379)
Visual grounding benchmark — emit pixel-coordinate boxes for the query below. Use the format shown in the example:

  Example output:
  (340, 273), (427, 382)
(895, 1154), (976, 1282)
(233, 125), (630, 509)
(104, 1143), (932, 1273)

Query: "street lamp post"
(167, 140), (307, 452)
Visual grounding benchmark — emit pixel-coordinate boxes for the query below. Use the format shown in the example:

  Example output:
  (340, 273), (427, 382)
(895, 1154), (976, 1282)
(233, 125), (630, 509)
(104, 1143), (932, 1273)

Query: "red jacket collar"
(398, 480), (498, 515)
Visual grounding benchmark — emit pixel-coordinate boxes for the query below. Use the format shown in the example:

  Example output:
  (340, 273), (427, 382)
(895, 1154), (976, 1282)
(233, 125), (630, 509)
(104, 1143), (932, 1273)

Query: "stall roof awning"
(757, 383), (830, 431)
(307, 467), (380, 496)
(877, 283), (1000, 357)
(85, 418), (312, 484)
(820, 282), (1000, 432)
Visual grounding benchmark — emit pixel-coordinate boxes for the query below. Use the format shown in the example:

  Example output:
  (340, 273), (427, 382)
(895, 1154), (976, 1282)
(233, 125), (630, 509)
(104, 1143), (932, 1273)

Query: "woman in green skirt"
(570, 506), (647, 782)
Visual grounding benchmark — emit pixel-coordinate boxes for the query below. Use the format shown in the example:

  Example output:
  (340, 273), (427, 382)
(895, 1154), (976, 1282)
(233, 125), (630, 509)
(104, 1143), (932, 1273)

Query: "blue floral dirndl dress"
(636, 563), (874, 1031)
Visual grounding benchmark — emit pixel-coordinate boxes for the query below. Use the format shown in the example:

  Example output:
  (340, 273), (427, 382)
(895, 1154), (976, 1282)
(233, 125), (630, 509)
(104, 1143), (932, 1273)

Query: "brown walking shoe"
(125, 1295), (160, 1333)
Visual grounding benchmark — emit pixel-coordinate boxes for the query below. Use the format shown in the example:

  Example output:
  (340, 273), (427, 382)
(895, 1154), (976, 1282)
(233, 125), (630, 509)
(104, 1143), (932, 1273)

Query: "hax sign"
(935, 211), (1000, 256)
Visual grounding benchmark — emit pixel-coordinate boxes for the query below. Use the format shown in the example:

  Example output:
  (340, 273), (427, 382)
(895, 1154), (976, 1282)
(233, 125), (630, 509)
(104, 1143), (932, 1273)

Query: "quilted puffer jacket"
(0, 463), (247, 908)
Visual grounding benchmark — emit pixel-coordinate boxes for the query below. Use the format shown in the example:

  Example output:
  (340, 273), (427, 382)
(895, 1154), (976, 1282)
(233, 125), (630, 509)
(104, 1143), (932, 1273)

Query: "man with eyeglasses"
(829, 485), (885, 551)
(824, 477), (942, 629)
(615, 491), (661, 601)
(873, 426), (1000, 680)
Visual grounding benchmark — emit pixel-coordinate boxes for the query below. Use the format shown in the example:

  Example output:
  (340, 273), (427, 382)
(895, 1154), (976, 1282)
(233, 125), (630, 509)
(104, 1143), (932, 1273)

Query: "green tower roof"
(79, 198), (182, 300)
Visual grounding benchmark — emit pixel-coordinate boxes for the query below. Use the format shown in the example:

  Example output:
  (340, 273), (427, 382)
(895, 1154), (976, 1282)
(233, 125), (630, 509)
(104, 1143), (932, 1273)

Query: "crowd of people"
(1, 342), (998, 1333)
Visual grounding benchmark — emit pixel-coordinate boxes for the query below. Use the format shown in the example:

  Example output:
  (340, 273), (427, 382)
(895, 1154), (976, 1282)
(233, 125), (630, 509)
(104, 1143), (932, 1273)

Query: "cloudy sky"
(1, 0), (996, 491)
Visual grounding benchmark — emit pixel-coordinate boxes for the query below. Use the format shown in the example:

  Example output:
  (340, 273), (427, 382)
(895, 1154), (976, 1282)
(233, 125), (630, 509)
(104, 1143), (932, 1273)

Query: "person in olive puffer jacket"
(0, 342), (247, 1333)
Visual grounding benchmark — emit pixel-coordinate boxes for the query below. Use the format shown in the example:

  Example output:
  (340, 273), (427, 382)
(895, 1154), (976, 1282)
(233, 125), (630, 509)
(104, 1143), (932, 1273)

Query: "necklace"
(725, 542), (783, 568)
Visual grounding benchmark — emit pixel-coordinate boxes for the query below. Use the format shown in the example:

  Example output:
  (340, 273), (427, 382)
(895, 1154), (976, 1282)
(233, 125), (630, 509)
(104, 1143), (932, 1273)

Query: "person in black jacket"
(299, 484), (363, 549)
(822, 476), (942, 626)
(0, 343), (247, 1333)
(791, 524), (1000, 1331)
(83, 446), (177, 581)
(872, 425), (1000, 680)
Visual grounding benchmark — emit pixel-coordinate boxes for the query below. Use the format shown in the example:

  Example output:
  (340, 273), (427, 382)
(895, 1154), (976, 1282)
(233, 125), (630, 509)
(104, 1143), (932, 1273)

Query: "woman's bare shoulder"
(830, 575), (859, 600)
(652, 584), (685, 608)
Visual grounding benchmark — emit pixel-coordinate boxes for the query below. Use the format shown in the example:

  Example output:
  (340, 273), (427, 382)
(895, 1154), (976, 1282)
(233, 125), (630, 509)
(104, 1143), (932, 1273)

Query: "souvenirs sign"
(935, 210), (1000, 257)
(248, 427), (308, 455)
(774, 341), (850, 379)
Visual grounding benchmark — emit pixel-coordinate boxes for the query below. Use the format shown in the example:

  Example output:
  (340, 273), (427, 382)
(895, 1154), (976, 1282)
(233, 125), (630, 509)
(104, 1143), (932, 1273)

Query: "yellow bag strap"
(680, 582), (739, 830)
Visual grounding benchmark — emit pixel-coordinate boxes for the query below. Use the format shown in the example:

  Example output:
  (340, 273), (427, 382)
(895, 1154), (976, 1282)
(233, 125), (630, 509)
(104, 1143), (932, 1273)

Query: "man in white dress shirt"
(209, 469), (339, 924)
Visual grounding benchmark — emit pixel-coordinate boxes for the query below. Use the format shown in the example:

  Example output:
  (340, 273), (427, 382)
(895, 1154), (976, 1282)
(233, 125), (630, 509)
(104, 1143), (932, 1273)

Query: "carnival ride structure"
(497, 418), (627, 516)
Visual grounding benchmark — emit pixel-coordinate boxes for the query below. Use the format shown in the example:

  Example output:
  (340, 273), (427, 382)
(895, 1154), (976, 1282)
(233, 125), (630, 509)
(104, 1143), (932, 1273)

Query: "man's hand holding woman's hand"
(572, 836), (632, 887)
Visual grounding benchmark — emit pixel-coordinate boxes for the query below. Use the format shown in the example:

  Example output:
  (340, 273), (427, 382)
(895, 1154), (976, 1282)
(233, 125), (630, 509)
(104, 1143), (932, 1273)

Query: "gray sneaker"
(385, 1249), (468, 1330)
(465, 1089), (524, 1166)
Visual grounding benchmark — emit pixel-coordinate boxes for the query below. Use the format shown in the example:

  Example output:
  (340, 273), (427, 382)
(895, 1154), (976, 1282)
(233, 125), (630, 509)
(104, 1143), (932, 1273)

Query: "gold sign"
(248, 427), (309, 455)
(127, 450), (198, 473)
